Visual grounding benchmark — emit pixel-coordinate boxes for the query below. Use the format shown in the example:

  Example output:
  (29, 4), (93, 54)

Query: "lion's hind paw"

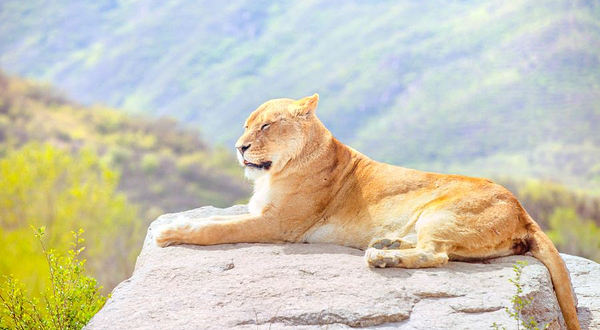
(365, 248), (402, 268)
(368, 237), (414, 250)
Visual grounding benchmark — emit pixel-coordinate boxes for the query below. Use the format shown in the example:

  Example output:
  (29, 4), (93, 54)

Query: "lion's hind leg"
(365, 205), (525, 269)
(365, 213), (453, 269)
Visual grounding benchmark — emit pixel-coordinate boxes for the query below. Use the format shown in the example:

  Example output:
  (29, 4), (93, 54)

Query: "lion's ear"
(293, 93), (319, 117)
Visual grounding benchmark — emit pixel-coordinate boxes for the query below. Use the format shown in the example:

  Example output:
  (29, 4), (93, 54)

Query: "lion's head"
(235, 94), (322, 180)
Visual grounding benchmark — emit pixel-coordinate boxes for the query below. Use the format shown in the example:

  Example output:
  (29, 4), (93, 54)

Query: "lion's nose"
(237, 144), (251, 155)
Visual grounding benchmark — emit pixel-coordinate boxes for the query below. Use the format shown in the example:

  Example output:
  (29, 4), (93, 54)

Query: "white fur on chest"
(248, 175), (271, 216)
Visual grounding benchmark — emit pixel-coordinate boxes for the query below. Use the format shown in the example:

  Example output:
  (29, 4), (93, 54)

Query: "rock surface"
(85, 205), (600, 330)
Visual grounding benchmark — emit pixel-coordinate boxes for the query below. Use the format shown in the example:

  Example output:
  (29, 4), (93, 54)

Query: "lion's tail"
(526, 219), (580, 330)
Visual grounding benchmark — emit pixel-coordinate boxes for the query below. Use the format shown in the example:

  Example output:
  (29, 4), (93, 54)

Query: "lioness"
(155, 94), (580, 330)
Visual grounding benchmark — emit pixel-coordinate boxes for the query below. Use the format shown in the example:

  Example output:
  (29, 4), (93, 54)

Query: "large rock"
(85, 206), (600, 330)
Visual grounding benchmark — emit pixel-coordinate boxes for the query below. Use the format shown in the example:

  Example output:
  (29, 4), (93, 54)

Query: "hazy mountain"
(1, 0), (599, 190)
(0, 71), (251, 222)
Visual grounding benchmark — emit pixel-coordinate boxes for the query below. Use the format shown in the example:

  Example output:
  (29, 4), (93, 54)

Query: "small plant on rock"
(492, 260), (549, 330)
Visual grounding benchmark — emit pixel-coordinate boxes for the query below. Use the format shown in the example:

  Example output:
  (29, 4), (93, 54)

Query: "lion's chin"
(244, 166), (270, 180)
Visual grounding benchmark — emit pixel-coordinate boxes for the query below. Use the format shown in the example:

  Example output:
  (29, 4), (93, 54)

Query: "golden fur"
(155, 94), (580, 330)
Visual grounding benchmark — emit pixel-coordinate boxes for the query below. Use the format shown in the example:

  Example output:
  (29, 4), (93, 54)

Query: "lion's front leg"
(153, 214), (280, 247)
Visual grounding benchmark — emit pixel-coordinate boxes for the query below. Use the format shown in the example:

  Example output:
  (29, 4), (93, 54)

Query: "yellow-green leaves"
(0, 227), (107, 330)
(0, 143), (142, 294)
(547, 208), (600, 262)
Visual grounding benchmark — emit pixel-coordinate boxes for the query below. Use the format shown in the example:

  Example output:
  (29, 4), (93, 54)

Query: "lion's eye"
(261, 123), (270, 131)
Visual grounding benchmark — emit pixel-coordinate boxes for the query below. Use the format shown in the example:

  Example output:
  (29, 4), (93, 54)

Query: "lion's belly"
(302, 223), (338, 243)
(301, 222), (373, 249)
(300, 213), (417, 250)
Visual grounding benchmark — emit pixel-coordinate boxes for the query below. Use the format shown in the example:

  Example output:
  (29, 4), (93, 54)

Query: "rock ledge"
(85, 205), (600, 330)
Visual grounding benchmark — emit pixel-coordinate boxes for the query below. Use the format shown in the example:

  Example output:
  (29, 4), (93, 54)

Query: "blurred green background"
(0, 0), (599, 296)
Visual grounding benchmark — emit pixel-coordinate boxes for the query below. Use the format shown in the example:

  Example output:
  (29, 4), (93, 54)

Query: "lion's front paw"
(153, 219), (192, 247)
(154, 224), (176, 247)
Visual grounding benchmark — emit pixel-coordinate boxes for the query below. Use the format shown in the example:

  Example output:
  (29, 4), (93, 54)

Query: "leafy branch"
(0, 227), (108, 330)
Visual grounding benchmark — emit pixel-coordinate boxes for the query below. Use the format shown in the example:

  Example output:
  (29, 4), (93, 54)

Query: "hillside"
(0, 71), (252, 291)
(1, 0), (599, 190)
(0, 71), (251, 223)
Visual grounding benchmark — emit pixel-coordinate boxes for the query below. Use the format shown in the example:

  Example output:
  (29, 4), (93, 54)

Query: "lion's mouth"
(243, 160), (272, 170)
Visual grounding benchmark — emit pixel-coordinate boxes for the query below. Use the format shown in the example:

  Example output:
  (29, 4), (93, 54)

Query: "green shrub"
(0, 227), (107, 330)
(141, 153), (160, 174)
(0, 142), (141, 293)
(547, 208), (600, 262)
(103, 146), (133, 167)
